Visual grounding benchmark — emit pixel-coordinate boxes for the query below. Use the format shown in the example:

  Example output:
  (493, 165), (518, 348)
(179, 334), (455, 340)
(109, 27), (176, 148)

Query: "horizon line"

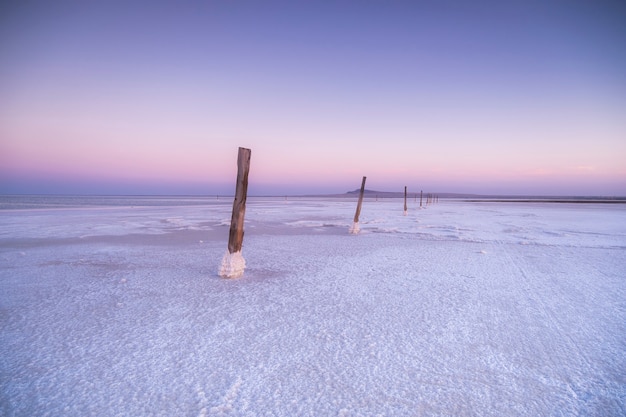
(2, 191), (625, 199)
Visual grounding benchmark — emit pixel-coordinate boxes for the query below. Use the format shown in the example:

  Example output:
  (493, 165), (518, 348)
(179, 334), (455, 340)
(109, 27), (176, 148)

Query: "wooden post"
(353, 176), (366, 222)
(219, 147), (251, 278)
(420, 190), (423, 208)
(403, 186), (408, 215)
(349, 176), (366, 234)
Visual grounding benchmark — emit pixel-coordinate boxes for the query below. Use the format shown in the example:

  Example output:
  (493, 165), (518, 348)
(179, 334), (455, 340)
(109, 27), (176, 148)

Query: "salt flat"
(1, 198), (625, 416)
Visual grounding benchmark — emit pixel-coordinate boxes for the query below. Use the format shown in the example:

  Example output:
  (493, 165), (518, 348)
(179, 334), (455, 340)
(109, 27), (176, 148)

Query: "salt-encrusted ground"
(1, 198), (625, 416)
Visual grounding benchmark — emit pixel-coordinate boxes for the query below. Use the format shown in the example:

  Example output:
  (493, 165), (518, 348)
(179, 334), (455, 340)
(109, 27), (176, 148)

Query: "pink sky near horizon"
(1, 1), (625, 196)
(2, 89), (624, 195)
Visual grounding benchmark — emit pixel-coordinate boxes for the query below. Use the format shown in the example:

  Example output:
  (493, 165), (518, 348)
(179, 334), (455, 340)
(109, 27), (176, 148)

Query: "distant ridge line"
(305, 189), (626, 202)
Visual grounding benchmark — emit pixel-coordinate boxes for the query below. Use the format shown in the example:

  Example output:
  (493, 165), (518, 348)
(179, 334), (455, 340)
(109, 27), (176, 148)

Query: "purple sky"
(1, 0), (625, 195)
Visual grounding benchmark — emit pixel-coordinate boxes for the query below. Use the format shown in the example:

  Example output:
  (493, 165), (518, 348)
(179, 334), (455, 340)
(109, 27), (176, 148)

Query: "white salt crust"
(218, 250), (246, 278)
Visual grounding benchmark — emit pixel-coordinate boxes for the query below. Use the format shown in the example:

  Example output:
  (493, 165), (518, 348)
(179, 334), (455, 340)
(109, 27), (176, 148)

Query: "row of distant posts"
(218, 148), (437, 278)
(349, 177), (438, 232)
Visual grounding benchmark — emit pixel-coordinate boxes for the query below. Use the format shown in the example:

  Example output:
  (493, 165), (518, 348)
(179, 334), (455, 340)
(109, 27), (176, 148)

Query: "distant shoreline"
(2, 194), (625, 212)
(318, 189), (626, 202)
(461, 198), (626, 204)
(2, 193), (625, 201)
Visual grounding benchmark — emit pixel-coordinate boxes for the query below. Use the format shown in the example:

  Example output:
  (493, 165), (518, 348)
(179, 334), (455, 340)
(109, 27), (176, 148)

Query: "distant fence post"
(349, 176), (366, 234)
(404, 186), (408, 216)
(420, 190), (423, 208)
(219, 147), (251, 278)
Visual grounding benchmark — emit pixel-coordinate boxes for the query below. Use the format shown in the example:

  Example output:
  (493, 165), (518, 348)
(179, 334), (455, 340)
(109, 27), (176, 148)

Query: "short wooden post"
(349, 176), (366, 234)
(403, 186), (408, 215)
(219, 147), (251, 278)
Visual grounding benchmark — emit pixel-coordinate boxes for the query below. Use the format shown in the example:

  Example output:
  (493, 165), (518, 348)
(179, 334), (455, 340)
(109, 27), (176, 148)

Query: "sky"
(1, 0), (625, 196)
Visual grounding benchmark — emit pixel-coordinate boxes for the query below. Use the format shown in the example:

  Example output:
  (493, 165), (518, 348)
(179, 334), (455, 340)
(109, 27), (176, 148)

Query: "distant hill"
(308, 189), (626, 202)
(340, 189), (477, 198)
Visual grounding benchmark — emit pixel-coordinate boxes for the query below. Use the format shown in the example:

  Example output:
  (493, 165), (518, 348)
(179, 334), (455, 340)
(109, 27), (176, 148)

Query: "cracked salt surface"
(1, 197), (625, 416)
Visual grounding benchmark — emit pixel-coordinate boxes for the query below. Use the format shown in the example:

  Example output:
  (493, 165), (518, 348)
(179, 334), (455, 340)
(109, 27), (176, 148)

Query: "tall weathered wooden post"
(403, 186), (408, 216)
(349, 176), (366, 234)
(420, 190), (423, 208)
(219, 147), (251, 278)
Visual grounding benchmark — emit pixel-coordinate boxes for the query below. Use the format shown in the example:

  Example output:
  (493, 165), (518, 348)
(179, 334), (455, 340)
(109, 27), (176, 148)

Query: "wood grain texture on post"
(219, 147), (251, 278)
(228, 147), (251, 254)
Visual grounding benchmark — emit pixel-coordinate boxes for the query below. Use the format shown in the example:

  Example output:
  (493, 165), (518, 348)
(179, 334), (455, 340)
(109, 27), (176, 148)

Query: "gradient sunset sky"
(1, 0), (625, 196)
